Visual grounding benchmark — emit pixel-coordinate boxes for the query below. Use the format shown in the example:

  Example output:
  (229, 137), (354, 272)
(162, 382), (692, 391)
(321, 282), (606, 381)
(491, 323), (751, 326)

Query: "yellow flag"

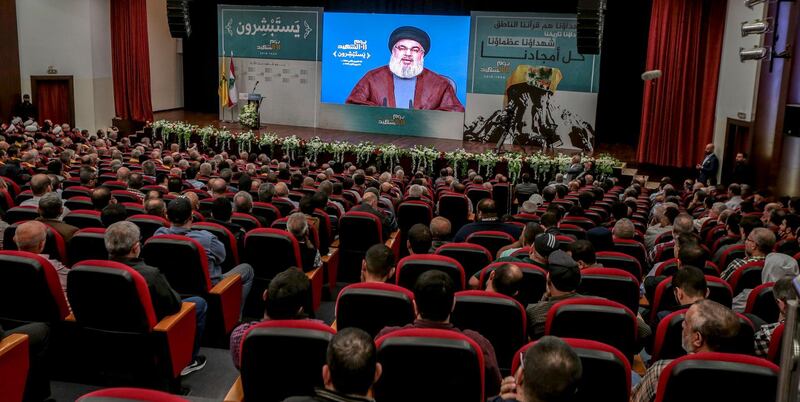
(504, 65), (563, 105)
(218, 54), (229, 107)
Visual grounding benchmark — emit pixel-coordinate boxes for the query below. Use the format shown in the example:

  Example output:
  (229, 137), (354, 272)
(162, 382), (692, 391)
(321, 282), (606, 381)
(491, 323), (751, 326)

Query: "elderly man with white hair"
(287, 212), (322, 272)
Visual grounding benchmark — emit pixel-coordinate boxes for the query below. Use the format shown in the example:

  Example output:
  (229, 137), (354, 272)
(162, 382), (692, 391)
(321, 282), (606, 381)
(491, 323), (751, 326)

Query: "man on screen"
(345, 26), (465, 112)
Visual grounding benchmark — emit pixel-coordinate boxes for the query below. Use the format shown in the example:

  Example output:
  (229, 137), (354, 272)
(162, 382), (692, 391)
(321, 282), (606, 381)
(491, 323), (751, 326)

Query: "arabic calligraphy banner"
(217, 5), (322, 61)
(464, 12), (600, 152)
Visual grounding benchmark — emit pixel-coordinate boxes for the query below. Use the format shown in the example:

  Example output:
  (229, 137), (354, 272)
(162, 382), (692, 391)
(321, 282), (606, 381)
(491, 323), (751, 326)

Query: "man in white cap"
(346, 26), (464, 111)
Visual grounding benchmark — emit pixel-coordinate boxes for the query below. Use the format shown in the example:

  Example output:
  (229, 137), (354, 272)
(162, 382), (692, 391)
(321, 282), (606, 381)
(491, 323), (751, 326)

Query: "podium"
(247, 93), (263, 127)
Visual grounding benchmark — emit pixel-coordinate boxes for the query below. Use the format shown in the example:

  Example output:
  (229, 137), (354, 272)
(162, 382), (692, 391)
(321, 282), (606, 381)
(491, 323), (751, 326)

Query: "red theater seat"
(435, 242), (493, 279)
(375, 328), (485, 402)
(77, 387), (188, 402)
(66, 260), (196, 387)
(545, 298), (638, 361)
(142, 235), (242, 346)
(68, 228), (108, 264)
(578, 268), (641, 312)
(396, 254), (466, 291)
(466, 230), (515, 258)
(335, 282), (415, 338)
(477, 262), (547, 306)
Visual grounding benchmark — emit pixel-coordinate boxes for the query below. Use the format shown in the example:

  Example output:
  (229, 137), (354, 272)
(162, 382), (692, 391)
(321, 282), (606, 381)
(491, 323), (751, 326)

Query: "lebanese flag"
(227, 56), (238, 108)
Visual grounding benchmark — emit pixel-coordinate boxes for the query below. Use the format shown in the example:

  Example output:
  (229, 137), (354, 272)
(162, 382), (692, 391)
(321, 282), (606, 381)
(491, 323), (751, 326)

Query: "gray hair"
(258, 182), (276, 202)
(233, 191), (253, 212)
(287, 212), (308, 239)
(38, 192), (64, 219)
(408, 184), (424, 198)
(105, 221), (141, 257)
(613, 218), (636, 239)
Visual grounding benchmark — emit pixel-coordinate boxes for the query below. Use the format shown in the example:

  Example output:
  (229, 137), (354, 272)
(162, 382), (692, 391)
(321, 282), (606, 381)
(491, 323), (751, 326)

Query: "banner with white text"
(464, 12), (600, 152)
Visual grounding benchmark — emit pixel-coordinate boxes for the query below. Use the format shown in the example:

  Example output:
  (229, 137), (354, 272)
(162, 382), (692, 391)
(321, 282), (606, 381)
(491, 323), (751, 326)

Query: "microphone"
(408, 99), (413, 109)
(252, 81), (260, 93)
(382, 97), (387, 107)
(641, 70), (662, 81)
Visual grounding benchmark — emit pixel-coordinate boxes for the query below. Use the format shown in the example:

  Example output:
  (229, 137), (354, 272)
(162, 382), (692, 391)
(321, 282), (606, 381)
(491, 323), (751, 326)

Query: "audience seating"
(611, 239), (648, 272)
(726, 260), (765, 296)
(270, 199), (296, 217)
(68, 228), (109, 264)
(477, 262), (547, 306)
(77, 387), (188, 402)
(67, 260), (196, 389)
(242, 229), (303, 318)
(62, 186), (92, 200)
(337, 211), (390, 282)
(434, 242), (493, 279)
(466, 231), (515, 258)
(251, 202), (281, 227)
(577, 268), (640, 312)
(649, 276), (734, 323)
(512, 338), (631, 402)
(655, 258), (720, 277)
(0, 333), (29, 402)
(5, 207), (39, 224)
(466, 187), (492, 211)
(111, 190), (141, 203)
(397, 200), (433, 233)
(142, 234), (242, 345)
(557, 223), (587, 240)
(126, 215), (170, 242)
(3, 223), (68, 265)
(595, 251), (643, 279)
(652, 309), (757, 361)
(0, 251), (70, 329)
(396, 254), (466, 291)
(13, 191), (33, 205)
(64, 196), (93, 211)
(122, 202), (146, 216)
(335, 282), (415, 338)
(451, 290), (526, 373)
(63, 210), (103, 229)
(191, 222), (240, 272)
(744, 282), (778, 323)
(238, 320), (335, 402)
(545, 298), (638, 360)
(375, 328), (485, 402)
(717, 244), (746, 271)
(561, 216), (595, 231)
(653, 352), (778, 402)
(767, 323), (785, 364)
(437, 193), (470, 232)
(231, 212), (261, 231)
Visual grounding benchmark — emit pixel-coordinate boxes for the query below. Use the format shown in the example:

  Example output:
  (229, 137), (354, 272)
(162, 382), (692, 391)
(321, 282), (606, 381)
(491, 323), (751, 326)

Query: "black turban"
(388, 26), (430, 54)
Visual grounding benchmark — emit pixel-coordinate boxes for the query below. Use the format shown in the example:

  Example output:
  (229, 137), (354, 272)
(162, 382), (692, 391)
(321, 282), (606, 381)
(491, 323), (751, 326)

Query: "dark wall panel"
(0, 0), (21, 120)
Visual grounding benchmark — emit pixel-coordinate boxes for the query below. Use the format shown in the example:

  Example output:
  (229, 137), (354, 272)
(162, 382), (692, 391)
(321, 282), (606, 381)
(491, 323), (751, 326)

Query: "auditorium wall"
(147, 0), (184, 112)
(16, 0), (114, 132)
(713, 0), (765, 175)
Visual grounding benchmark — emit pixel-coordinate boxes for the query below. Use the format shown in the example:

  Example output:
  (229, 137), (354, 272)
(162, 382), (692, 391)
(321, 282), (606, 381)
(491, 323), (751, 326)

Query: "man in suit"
(696, 143), (719, 186)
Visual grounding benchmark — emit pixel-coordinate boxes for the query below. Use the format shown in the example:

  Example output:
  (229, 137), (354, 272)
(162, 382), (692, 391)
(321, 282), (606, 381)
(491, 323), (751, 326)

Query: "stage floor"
(153, 109), (635, 160)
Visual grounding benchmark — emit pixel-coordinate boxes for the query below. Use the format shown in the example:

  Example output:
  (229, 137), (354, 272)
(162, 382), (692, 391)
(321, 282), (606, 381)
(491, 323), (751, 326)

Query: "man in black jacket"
(283, 327), (381, 402)
(105, 221), (208, 376)
(696, 143), (719, 185)
(351, 191), (396, 240)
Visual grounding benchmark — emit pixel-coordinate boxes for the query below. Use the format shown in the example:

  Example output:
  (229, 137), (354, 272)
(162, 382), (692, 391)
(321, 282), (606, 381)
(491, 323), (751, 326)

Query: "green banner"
(217, 5), (322, 61)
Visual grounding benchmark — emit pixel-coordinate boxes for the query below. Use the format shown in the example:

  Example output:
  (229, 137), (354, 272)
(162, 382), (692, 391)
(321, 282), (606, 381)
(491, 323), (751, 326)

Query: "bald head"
(30, 174), (52, 196)
(209, 178), (227, 196)
(430, 217), (451, 240)
(362, 192), (378, 208)
(116, 167), (131, 183)
(13, 220), (47, 253)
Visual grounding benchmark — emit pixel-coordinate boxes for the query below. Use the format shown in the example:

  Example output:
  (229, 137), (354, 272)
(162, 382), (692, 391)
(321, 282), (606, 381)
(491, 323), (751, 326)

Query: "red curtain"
(111, 0), (154, 122)
(35, 80), (70, 125)
(637, 0), (726, 167)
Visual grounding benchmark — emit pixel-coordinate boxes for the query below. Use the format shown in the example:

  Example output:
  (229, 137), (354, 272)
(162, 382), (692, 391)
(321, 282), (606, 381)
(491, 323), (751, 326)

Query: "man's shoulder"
(360, 65), (392, 81)
(418, 68), (451, 84)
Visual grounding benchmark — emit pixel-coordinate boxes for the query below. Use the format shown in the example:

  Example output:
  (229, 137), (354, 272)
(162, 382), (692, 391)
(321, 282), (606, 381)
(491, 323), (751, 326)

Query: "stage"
(153, 109), (636, 162)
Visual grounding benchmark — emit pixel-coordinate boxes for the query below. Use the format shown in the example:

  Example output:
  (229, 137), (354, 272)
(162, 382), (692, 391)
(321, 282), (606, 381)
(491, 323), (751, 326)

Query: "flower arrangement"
(239, 103), (259, 129)
(151, 119), (622, 182)
(236, 130), (255, 153)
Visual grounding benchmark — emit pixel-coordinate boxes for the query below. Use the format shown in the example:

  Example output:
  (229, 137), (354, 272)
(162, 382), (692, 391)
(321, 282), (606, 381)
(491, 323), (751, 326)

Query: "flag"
(227, 54), (238, 108)
(218, 54), (229, 108)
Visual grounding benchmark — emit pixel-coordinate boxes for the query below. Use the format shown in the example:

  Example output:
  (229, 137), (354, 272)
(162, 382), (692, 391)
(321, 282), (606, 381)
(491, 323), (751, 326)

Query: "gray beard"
(389, 56), (424, 79)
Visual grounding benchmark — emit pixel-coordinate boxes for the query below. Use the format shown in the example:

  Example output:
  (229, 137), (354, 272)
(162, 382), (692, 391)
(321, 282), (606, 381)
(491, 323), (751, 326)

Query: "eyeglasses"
(394, 45), (423, 55)
(519, 351), (525, 370)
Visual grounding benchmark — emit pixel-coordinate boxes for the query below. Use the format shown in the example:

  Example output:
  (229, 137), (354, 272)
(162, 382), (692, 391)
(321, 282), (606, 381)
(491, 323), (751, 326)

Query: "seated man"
(567, 240), (602, 270)
(91, 186), (115, 211)
(407, 223), (432, 255)
(632, 300), (741, 402)
(361, 243), (395, 283)
(485, 263), (524, 298)
(284, 327), (382, 402)
(453, 199), (523, 242)
(653, 266), (708, 326)
(36, 192), (79, 242)
(145, 198), (168, 219)
(287, 212), (322, 272)
(721, 227), (774, 283)
(233, 191), (268, 227)
(526, 250), (585, 339)
(352, 191), (396, 240)
(488, 336), (582, 402)
(754, 275), (798, 357)
(377, 270), (502, 396)
(13, 220), (69, 300)
(733, 252), (798, 312)
(229, 267), (314, 370)
(208, 197), (246, 242)
(100, 203), (128, 227)
(155, 198), (254, 313)
(105, 221), (208, 375)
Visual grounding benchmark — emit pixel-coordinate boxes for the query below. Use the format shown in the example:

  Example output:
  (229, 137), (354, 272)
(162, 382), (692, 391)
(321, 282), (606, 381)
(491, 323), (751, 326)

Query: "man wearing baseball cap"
(525, 250), (584, 338)
(346, 26), (465, 111)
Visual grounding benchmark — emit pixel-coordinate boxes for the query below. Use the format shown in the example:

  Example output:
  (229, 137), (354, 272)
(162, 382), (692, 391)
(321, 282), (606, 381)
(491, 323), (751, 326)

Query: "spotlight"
(739, 46), (770, 62)
(744, 0), (769, 9)
(741, 20), (771, 36)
